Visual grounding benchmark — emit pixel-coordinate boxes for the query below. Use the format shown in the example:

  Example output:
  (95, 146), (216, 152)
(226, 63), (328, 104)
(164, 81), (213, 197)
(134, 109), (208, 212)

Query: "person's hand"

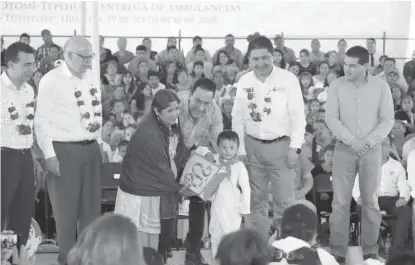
(320, 192), (329, 201)
(45, 156), (60, 176)
(286, 149), (298, 169)
(356, 197), (362, 206)
(351, 139), (370, 156)
(179, 186), (195, 197)
(395, 197), (408, 208)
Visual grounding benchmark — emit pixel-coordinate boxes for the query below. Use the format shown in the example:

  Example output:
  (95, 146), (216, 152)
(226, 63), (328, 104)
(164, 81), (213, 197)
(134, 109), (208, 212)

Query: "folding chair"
(101, 163), (121, 213)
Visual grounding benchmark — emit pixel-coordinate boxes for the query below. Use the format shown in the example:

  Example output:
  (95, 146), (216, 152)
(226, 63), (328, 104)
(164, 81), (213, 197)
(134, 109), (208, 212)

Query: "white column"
(80, 1), (87, 36)
(407, 1), (415, 58)
(91, 1), (100, 89)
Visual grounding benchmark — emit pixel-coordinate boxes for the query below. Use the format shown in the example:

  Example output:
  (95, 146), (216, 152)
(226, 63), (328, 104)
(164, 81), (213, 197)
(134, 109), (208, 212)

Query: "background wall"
(0, 1), (413, 67)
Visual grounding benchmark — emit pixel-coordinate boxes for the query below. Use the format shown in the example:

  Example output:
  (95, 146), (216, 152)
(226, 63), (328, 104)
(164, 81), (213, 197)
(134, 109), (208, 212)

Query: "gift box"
(180, 153), (223, 201)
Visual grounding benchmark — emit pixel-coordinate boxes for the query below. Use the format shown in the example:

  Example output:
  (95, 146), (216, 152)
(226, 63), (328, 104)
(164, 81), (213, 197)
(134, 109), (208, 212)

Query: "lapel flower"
(10, 113), (19, 120)
(91, 99), (101, 106)
(8, 106), (16, 113)
(90, 88), (98, 96)
(77, 100), (85, 106)
(26, 102), (35, 108)
(247, 92), (254, 100)
(74, 91), (82, 98)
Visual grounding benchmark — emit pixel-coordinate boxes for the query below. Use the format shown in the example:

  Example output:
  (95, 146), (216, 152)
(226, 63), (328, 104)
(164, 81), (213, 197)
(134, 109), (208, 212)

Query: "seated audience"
(113, 140), (129, 163)
(353, 135), (412, 255)
(124, 124), (136, 141)
(148, 71), (166, 95)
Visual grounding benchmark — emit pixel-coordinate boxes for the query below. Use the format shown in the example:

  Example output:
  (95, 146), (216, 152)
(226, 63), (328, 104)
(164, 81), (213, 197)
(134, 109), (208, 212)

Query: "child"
(311, 144), (335, 204)
(122, 112), (136, 129)
(148, 70), (165, 95)
(306, 99), (321, 125)
(175, 68), (191, 101)
(112, 140), (129, 163)
(288, 63), (300, 77)
(109, 99), (127, 128)
(395, 95), (415, 135)
(124, 124), (136, 141)
(195, 130), (250, 258)
(391, 120), (406, 157)
(302, 124), (315, 162)
(189, 61), (205, 87)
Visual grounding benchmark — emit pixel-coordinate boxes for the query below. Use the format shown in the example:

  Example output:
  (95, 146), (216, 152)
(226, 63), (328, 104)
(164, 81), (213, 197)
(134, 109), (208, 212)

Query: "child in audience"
(110, 129), (125, 152)
(299, 72), (314, 99)
(130, 82), (152, 115)
(121, 71), (137, 103)
(302, 124), (316, 162)
(122, 112), (136, 129)
(124, 124), (136, 142)
(148, 70), (165, 95)
(189, 61), (205, 87)
(113, 140), (129, 163)
(288, 63), (300, 77)
(176, 68), (191, 100)
(97, 135), (113, 163)
(195, 130), (250, 258)
(306, 99), (321, 125)
(311, 144), (335, 203)
(395, 95), (415, 135)
(109, 99), (127, 128)
(101, 120), (115, 144)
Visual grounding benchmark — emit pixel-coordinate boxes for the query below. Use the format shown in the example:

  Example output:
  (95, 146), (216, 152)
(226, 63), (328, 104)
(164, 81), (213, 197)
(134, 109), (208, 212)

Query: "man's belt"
(53, 139), (96, 145)
(1, 147), (31, 154)
(247, 135), (288, 144)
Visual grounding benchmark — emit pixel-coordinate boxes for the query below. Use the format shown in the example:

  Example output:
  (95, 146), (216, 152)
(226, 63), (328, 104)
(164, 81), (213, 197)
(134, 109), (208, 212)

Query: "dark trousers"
(48, 141), (102, 264)
(358, 196), (412, 254)
(1, 148), (35, 246)
(186, 196), (205, 253)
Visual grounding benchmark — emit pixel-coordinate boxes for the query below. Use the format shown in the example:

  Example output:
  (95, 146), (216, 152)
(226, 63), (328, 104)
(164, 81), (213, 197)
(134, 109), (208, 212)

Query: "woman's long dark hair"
(273, 48), (287, 69)
(215, 50), (231, 66)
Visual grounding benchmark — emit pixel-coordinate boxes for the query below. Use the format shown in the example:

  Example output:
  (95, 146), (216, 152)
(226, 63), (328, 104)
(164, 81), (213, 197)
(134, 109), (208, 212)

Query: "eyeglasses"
(73, 52), (95, 63)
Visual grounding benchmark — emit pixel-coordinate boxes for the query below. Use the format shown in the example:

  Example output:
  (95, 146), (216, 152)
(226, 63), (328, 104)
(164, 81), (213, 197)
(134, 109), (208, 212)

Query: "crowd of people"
(1, 28), (415, 265)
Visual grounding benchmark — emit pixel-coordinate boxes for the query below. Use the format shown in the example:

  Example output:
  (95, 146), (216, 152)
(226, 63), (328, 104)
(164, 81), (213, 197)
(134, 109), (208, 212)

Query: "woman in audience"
(114, 89), (193, 265)
(306, 99), (321, 125)
(67, 214), (142, 265)
(29, 70), (43, 97)
(373, 55), (388, 76)
(122, 112), (136, 129)
(215, 228), (271, 265)
(213, 70), (226, 102)
(326, 50), (344, 76)
(103, 60), (120, 86)
(136, 60), (149, 84)
(299, 72), (314, 99)
(270, 202), (339, 265)
(391, 85), (404, 110)
(102, 120), (115, 145)
(131, 82), (153, 116)
(121, 71), (137, 103)
(161, 60), (178, 88)
(313, 61), (330, 88)
(213, 50), (231, 73)
(273, 48), (287, 69)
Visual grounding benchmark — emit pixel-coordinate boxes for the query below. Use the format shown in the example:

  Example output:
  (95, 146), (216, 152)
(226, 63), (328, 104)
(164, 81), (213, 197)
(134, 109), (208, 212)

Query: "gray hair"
(67, 213), (140, 265)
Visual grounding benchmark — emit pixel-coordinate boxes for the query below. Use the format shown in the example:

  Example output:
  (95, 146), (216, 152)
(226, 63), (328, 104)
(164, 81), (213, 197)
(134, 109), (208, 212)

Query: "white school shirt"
(195, 147), (251, 214)
(151, 83), (165, 96)
(0, 72), (34, 149)
(232, 66), (306, 155)
(407, 150), (415, 198)
(352, 157), (411, 201)
(34, 63), (102, 159)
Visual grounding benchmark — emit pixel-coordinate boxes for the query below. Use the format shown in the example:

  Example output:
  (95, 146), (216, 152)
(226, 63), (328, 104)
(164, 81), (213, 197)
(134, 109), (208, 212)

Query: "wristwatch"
(291, 148), (301, 154)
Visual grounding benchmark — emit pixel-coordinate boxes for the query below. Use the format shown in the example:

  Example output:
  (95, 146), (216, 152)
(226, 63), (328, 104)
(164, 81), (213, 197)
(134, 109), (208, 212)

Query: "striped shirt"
(325, 74), (394, 146)
(0, 72), (34, 149)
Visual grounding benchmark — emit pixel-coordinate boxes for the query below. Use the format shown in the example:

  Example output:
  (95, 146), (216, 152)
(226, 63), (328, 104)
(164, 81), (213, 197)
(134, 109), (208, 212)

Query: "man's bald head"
(64, 36), (92, 56)
(117, 37), (127, 50)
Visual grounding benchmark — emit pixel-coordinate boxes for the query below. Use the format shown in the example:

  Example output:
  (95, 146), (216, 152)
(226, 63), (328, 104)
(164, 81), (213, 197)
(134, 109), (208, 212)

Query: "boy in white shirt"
(352, 135), (412, 254)
(148, 70), (165, 95)
(195, 130), (250, 258)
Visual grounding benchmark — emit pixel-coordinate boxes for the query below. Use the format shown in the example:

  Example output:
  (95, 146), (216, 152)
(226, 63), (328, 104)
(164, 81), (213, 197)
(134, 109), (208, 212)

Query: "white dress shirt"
(232, 67), (305, 155)
(352, 157), (411, 201)
(0, 72), (34, 149)
(368, 51), (382, 69)
(407, 150), (415, 198)
(34, 63), (102, 159)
